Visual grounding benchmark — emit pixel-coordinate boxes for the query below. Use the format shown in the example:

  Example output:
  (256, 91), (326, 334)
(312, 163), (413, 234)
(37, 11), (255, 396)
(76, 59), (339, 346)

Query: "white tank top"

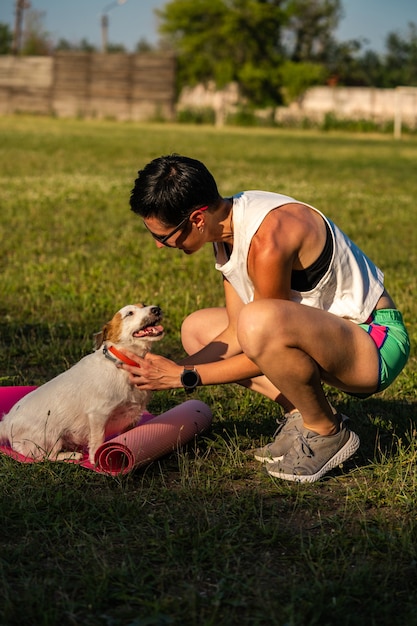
(214, 190), (384, 324)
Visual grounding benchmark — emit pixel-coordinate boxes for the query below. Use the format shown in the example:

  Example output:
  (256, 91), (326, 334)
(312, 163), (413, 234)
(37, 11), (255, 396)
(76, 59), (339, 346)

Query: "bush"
(176, 107), (216, 125)
(320, 112), (415, 134)
(226, 107), (277, 128)
(280, 61), (328, 105)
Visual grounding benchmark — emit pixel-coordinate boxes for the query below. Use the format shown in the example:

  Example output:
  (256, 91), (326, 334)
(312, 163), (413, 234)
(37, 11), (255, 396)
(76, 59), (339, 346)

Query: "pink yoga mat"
(0, 386), (212, 475)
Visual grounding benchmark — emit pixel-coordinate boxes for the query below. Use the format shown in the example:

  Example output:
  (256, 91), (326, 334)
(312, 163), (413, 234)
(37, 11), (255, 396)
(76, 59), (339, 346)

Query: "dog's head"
(94, 303), (164, 352)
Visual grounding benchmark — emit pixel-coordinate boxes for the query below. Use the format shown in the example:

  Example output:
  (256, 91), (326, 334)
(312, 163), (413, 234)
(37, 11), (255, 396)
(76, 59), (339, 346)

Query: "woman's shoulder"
(235, 190), (296, 206)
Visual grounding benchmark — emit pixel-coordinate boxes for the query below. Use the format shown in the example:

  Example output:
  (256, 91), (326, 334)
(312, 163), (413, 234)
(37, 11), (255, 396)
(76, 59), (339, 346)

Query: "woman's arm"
(121, 278), (263, 389)
(248, 203), (327, 300)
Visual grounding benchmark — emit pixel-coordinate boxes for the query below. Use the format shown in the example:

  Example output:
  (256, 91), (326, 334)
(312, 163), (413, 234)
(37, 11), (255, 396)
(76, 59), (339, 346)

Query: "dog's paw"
(88, 451), (97, 466)
(54, 450), (83, 462)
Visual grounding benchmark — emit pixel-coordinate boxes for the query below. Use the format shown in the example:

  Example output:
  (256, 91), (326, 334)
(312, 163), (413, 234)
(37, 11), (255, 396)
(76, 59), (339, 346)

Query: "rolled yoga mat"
(91, 399), (212, 474)
(0, 386), (212, 475)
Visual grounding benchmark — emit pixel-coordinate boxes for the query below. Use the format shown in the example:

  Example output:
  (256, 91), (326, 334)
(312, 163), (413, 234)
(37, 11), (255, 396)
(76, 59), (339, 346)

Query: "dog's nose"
(151, 306), (162, 317)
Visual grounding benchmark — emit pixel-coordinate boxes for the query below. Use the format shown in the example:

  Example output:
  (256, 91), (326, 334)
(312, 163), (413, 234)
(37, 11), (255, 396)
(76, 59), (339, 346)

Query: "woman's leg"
(181, 308), (294, 409)
(237, 300), (367, 481)
(237, 299), (380, 435)
(181, 308), (226, 355)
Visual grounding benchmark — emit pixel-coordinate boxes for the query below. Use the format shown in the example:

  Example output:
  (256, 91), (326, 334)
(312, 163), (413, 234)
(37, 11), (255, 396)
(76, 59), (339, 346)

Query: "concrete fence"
(292, 85), (417, 126)
(0, 52), (176, 121)
(178, 82), (417, 131)
(1, 54), (416, 133)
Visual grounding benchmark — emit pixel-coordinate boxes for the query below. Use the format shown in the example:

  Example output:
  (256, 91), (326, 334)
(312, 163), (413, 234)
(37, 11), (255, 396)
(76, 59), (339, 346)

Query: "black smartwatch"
(181, 366), (200, 393)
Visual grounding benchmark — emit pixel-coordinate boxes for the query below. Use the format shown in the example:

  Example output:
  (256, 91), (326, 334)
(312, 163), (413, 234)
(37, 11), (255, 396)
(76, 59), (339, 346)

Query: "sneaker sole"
(267, 431), (360, 483)
(253, 451), (284, 463)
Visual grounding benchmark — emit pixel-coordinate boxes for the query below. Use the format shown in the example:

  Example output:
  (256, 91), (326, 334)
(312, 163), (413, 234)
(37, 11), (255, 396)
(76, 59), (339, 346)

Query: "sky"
(1, 0), (416, 53)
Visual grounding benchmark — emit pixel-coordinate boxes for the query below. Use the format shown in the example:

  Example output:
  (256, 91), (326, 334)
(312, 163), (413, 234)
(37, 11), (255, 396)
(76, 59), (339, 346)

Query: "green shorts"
(353, 309), (410, 398)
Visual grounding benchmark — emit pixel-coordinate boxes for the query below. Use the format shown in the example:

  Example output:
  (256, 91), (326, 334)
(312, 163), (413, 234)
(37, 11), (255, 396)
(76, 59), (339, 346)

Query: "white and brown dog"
(0, 303), (163, 464)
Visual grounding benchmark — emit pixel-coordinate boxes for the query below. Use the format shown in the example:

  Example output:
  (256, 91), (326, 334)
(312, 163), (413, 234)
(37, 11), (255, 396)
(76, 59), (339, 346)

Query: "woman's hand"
(119, 351), (183, 390)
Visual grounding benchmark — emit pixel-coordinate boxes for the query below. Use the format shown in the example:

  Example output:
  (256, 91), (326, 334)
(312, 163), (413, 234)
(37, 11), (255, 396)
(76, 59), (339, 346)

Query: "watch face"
(182, 369), (198, 388)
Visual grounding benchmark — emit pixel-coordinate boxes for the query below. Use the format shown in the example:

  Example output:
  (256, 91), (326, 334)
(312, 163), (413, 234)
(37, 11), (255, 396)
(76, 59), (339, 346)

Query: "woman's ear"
(190, 209), (206, 232)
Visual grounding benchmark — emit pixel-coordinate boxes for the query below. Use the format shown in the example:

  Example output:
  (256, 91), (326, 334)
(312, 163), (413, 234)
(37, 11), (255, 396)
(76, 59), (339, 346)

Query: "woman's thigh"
(181, 307), (228, 355)
(238, 299), (381, 393)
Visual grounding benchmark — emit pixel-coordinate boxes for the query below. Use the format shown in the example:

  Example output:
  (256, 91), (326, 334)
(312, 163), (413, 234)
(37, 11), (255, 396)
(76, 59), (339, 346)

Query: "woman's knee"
(181, 307), (227, 355)
(237, 300), (288, 359)
(181, 311), (203, 354)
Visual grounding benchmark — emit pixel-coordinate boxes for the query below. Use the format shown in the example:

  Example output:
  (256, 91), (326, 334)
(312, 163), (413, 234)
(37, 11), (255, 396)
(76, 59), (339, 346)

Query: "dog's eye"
(125, 310), (134, 317)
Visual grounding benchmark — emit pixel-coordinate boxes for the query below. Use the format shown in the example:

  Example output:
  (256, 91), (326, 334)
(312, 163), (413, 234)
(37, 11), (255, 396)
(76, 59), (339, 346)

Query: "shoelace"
(272, 416), (288, 439)
(292, 432), (315, 458)
(272, 412), (301, 440)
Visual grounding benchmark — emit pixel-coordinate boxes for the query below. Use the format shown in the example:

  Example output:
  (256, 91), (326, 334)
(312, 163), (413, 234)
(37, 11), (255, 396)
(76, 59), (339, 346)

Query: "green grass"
(0, 115), (416, 626)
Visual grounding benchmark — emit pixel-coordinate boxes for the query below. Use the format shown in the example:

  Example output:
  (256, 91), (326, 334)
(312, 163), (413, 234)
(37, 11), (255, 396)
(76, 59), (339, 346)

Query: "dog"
(0, 303), (163, 464)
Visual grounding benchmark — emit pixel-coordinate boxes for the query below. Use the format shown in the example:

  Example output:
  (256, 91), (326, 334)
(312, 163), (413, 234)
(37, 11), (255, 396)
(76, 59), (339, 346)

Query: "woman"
(123, 154), (410, 483)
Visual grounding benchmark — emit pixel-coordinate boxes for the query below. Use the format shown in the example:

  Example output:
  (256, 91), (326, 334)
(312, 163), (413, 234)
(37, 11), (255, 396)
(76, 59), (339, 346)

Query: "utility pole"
(12, 0), (31, 55)
(100, 0), (127, 53)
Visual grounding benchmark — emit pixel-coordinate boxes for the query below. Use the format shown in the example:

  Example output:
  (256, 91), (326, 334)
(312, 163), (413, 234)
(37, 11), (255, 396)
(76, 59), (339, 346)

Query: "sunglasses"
(143, 206), (208, 247)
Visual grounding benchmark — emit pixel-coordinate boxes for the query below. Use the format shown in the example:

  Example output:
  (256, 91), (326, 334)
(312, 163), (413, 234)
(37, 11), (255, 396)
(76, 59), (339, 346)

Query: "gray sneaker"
(253, 411), (303, 463)
(266, 417), (359, 483)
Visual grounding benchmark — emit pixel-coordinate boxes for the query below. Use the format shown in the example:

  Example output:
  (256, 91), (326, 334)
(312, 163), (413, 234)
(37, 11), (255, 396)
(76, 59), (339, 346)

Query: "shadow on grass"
(0, 320), (189, 387)
(344, 396), (417, 463)
(211, 392), (417, 480)
(1, 319), (416, 484)
(0, 321), (101, 385)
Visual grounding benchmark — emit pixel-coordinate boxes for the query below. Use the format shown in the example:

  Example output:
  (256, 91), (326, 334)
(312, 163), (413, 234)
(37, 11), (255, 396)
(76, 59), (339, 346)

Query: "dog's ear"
(93, 323), (109, 349)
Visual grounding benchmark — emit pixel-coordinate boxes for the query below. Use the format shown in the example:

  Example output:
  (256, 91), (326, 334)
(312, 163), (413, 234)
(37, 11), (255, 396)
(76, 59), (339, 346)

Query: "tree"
(314, 37), (367, 86)
(341, 49), (386, 87)
(280, 60), (327, 103)
(54, 38), (97, 53)
(383, 22), (417, 86)
(332, 22), (417, 88)
(21, 9), (51, 55)
(55, 38), (74, 51)
(78, 38), (97, 53)
(0, 23), (13, 54)
(106, 43), (127, 53)
(135, 38), (154, 53)
(157, 0), (288, 106)
(285, 0), (342, 61)
(157, 0), (343, 106)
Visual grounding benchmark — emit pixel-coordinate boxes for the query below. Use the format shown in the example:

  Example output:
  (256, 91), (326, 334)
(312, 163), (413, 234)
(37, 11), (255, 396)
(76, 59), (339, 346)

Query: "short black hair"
(130, 154), (221, 226)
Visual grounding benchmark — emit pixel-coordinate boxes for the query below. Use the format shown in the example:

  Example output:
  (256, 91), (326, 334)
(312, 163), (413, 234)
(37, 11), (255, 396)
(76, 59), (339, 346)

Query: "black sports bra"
(214, 219), (333, 293)
(291, 220), (333, 292)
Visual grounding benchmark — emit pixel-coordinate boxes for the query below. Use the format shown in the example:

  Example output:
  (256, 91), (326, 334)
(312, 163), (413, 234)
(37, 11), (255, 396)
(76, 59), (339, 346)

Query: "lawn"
(0, 115), (416, 626)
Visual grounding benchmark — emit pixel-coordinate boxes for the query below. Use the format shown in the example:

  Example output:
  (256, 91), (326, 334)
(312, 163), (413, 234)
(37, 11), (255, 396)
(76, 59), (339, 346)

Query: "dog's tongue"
(134, 324), (164, 338)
